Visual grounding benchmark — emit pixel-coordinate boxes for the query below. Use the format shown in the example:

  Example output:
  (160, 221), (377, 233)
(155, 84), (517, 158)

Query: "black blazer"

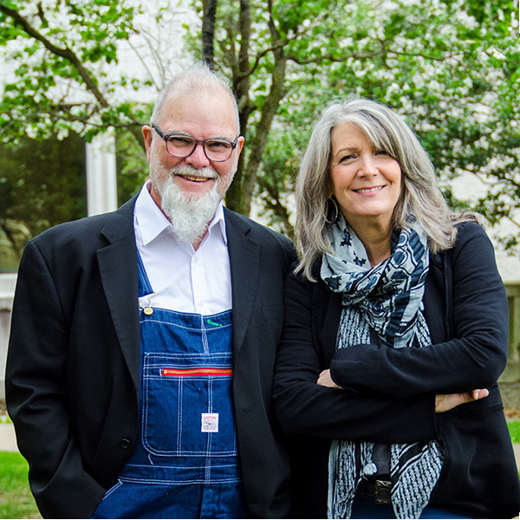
(274, 222), (520, 519)
(6, 196), (298, 519)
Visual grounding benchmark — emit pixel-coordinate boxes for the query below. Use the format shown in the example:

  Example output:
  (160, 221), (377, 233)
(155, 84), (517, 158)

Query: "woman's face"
(329, 122), (402, 232)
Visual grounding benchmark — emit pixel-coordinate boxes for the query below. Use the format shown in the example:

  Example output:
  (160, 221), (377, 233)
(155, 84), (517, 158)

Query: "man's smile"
(176, 174), (214, 183)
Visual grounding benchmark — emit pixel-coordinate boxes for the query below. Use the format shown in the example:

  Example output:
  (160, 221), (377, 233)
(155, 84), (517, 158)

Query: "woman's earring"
(325, 196), (339, 224)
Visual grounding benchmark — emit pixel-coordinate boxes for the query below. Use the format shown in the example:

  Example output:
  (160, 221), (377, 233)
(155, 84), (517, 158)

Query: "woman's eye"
(375, 150), (390, 157)
(339, 154), (355, 163)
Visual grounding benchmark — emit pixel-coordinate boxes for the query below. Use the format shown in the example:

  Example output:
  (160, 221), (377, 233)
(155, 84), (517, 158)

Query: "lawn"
(508, 420), (520, 444)
(0, 452), (40, 519)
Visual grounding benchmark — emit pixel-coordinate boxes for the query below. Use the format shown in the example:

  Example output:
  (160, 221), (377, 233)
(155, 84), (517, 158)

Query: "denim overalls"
(92, 254), (247, 519)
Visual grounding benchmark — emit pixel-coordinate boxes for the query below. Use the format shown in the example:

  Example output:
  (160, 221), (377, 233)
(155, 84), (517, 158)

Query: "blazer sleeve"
(273, 267), (437, 444)
(6, 240), (106, 519)
(329, 222), (509, 398)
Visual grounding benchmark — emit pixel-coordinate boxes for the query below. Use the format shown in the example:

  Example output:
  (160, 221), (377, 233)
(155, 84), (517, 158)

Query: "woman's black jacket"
(274, 222), (520, 519)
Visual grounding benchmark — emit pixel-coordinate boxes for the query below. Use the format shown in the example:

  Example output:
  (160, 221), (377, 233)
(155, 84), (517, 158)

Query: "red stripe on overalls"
(161, 368), (233, 377)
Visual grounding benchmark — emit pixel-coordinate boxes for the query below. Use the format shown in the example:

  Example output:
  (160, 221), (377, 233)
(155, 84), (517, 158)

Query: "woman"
(274, 98), (520, 519)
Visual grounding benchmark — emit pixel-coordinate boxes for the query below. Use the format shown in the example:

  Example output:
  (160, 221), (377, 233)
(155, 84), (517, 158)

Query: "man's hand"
(317, 369), (342, 389)
(435, 389), (489, 413)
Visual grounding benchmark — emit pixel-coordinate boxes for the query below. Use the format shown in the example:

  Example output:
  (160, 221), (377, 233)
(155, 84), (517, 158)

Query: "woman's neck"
(350, 220), (393, 267)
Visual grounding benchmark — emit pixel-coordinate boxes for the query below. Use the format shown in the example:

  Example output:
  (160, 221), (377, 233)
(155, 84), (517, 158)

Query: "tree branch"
(0, 5), (145, 149)
(0, 4), (109, 108)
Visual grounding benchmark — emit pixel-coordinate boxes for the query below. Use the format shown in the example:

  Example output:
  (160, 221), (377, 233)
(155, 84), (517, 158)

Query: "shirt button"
(120, 438), (132, 449)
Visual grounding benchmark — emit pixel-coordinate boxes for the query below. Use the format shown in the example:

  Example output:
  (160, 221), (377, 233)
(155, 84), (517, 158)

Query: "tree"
(186, 0), (519, 246)
(0, 134), (86, 266)
(1, 0), (519, 248)
(0, 0), (192, 146)
(202, 0), (218, 68)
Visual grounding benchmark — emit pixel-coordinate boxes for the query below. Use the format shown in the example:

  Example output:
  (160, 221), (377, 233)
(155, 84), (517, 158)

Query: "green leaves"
(189, 0), (520, 246)
(1, 0), (519, 249)
(0, 0), (151, 145)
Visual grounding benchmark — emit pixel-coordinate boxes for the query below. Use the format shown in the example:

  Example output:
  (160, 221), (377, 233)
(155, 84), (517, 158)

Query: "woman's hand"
(317, 369), (342, 389)
(435, 389), (489, 413)
(318, 370), (489, 414)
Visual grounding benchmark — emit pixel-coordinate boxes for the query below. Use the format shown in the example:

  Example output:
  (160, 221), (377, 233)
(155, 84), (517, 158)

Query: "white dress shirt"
(133, 182), (232, 315)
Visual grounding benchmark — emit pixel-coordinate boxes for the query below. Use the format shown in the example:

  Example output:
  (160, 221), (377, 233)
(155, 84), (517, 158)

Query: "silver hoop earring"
(325, 196), (339, 224)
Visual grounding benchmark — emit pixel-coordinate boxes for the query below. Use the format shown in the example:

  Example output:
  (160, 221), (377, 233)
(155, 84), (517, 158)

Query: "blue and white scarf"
(321, 215), (444, 519)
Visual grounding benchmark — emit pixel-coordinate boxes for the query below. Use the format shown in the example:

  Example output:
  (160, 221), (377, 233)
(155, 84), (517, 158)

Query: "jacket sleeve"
(273, 267), (437, 444)
(6, 240), (106, 519)
(329, 222), (509, 398)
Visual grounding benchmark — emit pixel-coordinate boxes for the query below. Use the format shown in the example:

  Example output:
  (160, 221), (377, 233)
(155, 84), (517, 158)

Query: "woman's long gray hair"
(295, 98), (479, 281)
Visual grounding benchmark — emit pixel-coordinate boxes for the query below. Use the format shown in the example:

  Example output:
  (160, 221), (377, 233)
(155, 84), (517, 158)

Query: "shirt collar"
(135, 180), (227, 246)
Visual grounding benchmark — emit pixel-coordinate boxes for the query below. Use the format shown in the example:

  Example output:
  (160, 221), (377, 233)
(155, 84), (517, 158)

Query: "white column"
(0, 274), (16, 400)
(85, 131), (118, 216)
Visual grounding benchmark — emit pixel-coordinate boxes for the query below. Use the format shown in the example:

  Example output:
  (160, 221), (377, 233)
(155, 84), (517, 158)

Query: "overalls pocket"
(142, 353), (238, 457)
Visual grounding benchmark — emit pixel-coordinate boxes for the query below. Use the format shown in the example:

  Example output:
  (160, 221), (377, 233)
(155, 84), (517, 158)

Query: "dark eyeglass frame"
(152, 124), (239, 162)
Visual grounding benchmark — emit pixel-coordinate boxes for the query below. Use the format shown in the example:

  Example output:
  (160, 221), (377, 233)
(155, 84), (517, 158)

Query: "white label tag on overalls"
(201, 413), (219, 433)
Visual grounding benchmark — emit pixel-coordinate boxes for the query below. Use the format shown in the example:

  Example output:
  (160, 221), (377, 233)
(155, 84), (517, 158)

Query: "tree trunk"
(226, 0), (252, 214)
(241, 3), (287, 216)
(242, 51), (287, 216)
(202, 0), (218, 70)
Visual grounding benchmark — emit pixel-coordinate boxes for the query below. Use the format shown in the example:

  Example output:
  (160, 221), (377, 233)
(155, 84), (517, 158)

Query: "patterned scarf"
(321, 215), (444, 519)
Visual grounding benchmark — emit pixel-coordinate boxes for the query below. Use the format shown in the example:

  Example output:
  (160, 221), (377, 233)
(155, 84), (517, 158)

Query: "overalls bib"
(92, 253), (247, 519)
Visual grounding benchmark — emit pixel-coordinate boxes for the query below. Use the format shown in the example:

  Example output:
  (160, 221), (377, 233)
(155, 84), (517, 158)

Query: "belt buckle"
(374, 479), (392, 505)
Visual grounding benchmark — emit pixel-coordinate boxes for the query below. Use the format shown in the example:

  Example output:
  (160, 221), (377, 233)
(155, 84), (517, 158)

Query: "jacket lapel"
(225, 208), (260, 357)
(97, 197), (140, 393)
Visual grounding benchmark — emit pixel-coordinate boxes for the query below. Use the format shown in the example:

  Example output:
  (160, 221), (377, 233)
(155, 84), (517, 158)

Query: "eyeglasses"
(152, 125), (239, 162)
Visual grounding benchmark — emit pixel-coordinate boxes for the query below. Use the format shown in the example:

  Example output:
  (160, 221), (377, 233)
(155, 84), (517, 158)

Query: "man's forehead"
(160, 90), (239, 133)
(164, 88), (234, 109)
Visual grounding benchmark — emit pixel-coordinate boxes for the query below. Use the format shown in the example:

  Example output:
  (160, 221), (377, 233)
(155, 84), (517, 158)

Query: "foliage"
(0, 0), (519, 248)
(116, 128), (150, 203)
(0, 0), (166, 145)
(185, 0), (520, 242)
(508, 420), (520, 443)
(0, 134), (86, 271)
(0, 451), (40, 519)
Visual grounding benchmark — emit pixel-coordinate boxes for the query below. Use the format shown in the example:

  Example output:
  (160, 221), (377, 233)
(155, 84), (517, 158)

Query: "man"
(6, 65), (297, 518)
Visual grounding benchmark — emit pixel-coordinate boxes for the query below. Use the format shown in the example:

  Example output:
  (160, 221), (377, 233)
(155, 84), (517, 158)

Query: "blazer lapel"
(97, 197), (141, 393)
(225, 209), (261, 357)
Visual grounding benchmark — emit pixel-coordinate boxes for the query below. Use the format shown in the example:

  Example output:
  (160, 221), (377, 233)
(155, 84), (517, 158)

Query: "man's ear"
(236, 135), (245, 156)
(142, 125), (153, 162)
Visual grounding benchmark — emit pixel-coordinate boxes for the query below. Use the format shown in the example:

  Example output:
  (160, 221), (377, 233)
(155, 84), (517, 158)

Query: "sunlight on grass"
(508, 421), (520, 444)
(0, 451), (40, 519)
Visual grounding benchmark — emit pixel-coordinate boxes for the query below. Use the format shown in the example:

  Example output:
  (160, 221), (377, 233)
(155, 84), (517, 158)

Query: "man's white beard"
(154, 165), (223, 245)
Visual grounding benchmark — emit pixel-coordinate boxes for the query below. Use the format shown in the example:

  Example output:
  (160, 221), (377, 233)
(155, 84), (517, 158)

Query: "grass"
(508, 420), (520, 444)
(0, 452), (40, 519)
